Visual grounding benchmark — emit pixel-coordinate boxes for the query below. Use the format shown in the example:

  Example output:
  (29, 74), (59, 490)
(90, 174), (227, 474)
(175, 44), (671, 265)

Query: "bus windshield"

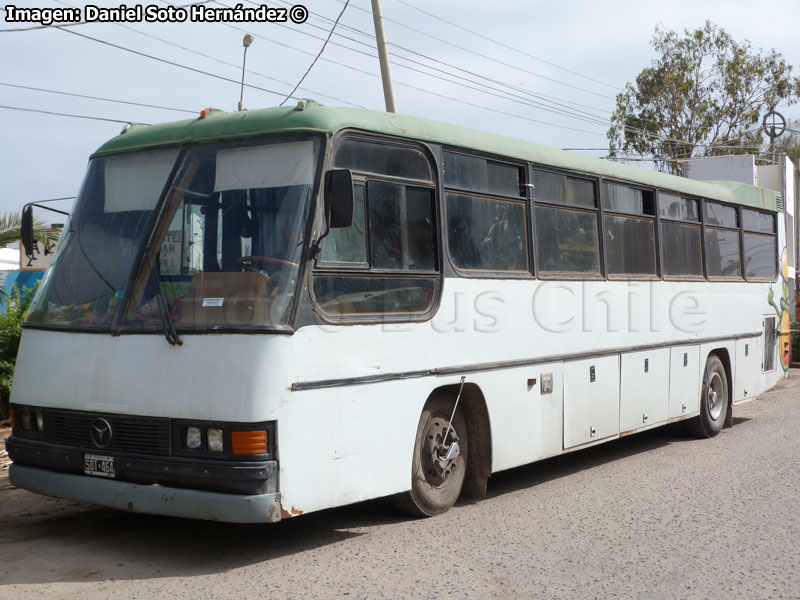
(27, 135), (321, 331)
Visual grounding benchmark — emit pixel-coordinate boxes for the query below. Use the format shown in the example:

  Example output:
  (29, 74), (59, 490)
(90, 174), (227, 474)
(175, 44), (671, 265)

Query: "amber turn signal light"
(8, 408), (14, 430)
(232, 430), (267, 455)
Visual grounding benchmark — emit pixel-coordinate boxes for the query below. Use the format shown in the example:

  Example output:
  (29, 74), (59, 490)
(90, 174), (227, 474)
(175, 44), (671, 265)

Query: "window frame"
(530, 164), (604, 280)
(741, 207), (778, 282)
(441, 148), (531, 279)
(310, 131), (443, 324)
(703, 200), (744, 281)
(599, 179), (659, 280)
(657, 190), (706, 282)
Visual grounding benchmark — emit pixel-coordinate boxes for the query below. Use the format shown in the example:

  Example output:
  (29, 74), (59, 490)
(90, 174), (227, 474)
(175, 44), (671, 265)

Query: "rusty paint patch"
(280, 506), (304, 519)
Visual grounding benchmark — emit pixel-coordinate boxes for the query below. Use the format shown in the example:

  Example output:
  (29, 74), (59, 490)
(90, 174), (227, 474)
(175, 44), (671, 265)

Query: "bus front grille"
(43, 409), (171, 456)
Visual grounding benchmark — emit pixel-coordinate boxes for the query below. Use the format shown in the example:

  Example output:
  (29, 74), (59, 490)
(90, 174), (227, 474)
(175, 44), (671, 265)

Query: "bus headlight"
(35, 410), (44, 432)
(207, 428), (224, 452)
(186, 426), (202, 449)
(20, 409), (32, 431)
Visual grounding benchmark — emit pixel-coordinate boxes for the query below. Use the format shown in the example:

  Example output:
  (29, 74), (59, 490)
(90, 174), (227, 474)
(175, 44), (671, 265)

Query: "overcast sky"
(1, 0), (799, 220)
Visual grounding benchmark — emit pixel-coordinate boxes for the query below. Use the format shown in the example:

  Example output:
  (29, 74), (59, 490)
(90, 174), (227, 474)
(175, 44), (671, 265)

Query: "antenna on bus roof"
(238, 33), (254, 112)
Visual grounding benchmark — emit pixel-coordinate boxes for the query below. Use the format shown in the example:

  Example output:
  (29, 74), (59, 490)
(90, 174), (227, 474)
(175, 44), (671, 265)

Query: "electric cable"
(279, 0), (350, 106)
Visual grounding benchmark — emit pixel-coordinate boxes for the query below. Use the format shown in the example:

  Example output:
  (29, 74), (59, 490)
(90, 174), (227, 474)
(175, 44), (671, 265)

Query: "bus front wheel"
(688, 354), (728, 438)
(393, 397), (468, 517)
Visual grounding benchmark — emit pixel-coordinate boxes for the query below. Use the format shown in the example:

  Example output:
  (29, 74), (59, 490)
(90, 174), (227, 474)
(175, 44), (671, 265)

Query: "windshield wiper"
(148, 266), (182, 346)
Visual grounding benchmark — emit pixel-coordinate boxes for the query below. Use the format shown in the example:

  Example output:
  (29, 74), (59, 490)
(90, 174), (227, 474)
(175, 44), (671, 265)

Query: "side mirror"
(324, 169), (354, 229)
(21, 205), (34, 258)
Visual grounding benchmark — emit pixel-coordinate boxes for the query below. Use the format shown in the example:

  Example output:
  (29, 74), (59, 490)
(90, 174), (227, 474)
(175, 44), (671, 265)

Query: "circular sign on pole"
(762, 110), (786, 141)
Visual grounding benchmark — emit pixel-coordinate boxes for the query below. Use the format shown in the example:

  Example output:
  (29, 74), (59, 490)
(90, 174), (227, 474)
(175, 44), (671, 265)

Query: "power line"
(251, 3), (612, 129)
(382, 0), (617, 99)
(0, 82), (196, 114)
(301, 0), (614, 115)
(208, 2), (606, 136)
(130, 0), (364, 107)
(274, 3), (612, 126)
(55, 26), (295, 102)
(327, 0), (620, 98)
(0, 104), (146, 124)
(279, 0), (350, 106)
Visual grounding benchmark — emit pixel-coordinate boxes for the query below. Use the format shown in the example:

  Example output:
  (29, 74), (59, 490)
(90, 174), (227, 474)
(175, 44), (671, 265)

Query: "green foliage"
(608, 21), (800, 174)
(792, 320), (800, 364)
(770, 119), (800, 165)
(0, 282), (39, 421)
(0, 212), (59, 253)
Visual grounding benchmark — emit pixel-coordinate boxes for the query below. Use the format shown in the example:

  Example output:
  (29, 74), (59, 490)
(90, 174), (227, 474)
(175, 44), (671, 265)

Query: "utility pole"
(370, 0), (397, 113)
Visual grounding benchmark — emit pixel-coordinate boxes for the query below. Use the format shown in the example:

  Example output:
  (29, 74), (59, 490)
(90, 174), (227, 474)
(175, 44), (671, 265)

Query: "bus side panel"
(277, 377), (450, 514)
(473, 362), (564, 474)
(619, 348), (670, 433)
(667, 345), (701, 419)
(278, 364), (567, 514)
(734, 337), (761, 402)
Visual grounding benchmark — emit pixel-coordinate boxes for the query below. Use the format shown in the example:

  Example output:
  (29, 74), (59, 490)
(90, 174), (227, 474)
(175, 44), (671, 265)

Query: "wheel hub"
(421, 417), (460, 487)
(707, 372), (724, 420)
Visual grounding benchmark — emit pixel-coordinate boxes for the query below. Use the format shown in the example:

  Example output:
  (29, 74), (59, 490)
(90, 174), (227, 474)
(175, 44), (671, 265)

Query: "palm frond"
(0, 212), (60, 252)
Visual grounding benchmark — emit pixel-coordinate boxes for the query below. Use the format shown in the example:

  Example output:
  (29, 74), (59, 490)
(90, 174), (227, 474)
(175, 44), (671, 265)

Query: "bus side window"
(531, 168), (601, 277)
(741, 208), (777, 280)
(602, 182), (657, 278)
(704, 201), (743, 279)
(659, 193), (703, 279)
(442, 151), (529, 275)
(314, 137), (439, 318)
(318, 183), (367, 266)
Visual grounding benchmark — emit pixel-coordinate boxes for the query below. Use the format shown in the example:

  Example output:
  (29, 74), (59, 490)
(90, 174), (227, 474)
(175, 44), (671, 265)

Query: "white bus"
(8, 103), (792, 521)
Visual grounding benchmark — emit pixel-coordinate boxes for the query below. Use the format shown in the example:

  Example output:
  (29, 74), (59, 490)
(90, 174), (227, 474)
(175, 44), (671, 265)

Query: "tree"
(0, 282), (38, 420)
(608, 21), (800, 174)
(770, 118), (800, 165)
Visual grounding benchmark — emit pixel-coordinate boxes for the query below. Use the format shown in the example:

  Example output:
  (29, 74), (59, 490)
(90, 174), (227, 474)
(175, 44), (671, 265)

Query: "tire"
(687, 354), (729, 438)
(392, 397), (469, 517)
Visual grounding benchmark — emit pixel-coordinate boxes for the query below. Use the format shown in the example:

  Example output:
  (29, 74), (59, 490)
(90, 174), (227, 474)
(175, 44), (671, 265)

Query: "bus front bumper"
(9, 464), (285, 523)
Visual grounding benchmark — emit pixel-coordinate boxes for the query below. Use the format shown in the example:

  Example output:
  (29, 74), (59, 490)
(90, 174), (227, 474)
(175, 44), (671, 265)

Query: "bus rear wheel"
(687, 354), (728, 438)
(393, 397), (468, 517)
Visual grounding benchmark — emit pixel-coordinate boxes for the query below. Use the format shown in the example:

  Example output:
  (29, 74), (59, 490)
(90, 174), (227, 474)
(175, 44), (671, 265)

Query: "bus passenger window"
(659, 193), (703, 278)
(446, 193), (528, 272)
(741, 208), (777, 279)
(602, 183), (657, 277)
(319, 184), (368, 266)
(704, 201), (742, 279)
(531, 168), (600, 276)
(368, 181), (436, 272)
(314, 138), (439, 318)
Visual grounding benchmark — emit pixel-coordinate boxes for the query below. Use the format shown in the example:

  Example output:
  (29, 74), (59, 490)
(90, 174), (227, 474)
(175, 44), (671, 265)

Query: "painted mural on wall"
(767, 248), (791, 372)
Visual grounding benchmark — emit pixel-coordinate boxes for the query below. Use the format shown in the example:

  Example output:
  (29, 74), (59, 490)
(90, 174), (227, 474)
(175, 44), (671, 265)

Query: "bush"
(0, 282), (39, 421)
(792, 320), (800, 364)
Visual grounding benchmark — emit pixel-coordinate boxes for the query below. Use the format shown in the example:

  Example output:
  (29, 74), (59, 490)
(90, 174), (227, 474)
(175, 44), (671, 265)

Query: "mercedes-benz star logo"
(90, 418), (113, 448)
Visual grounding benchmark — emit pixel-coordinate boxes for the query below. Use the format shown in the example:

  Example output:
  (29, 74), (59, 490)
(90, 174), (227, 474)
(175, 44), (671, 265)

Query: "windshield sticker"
(202, 298), (224, 307)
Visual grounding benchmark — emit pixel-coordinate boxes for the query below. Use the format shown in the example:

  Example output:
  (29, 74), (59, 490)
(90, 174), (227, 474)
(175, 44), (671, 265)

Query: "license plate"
(84, 454), (115, 478)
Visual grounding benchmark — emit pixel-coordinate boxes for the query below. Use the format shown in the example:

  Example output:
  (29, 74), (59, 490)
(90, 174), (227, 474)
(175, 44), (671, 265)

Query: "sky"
(1, 0), (799, 221)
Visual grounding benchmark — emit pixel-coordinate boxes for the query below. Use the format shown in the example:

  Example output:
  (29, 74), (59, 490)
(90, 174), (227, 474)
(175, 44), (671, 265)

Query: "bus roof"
(95, 103), (780, 212)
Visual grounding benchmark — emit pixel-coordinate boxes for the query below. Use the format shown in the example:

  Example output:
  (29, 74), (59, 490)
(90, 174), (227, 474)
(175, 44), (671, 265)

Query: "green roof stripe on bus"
(94, 104), (780, 212)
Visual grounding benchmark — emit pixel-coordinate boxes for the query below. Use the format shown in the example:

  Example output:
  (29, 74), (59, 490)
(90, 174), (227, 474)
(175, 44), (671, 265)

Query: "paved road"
(1, 371), (799, 600)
